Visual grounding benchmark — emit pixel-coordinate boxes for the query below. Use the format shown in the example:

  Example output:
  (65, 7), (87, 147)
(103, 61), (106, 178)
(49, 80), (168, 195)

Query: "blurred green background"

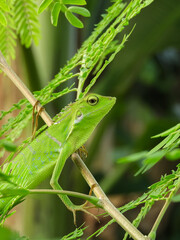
(2, 0), (180, 239)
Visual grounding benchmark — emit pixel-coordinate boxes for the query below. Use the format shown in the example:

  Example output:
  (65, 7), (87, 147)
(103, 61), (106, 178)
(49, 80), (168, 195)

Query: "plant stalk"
(0, 51), (52, 127)
(29, 189), (101, 207)
(148, 178), (180, 239)
(71, 153), (150, 240)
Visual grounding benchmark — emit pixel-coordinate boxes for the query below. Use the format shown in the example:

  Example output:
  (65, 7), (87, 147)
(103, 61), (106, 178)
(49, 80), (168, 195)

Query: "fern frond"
(0, 10), (16, 63)
(13, 0), (40, 47)
(0, 0), (10, 26)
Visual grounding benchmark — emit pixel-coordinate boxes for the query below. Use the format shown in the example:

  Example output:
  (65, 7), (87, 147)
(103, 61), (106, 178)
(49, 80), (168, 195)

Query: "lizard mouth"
(90, 96), (116, 115)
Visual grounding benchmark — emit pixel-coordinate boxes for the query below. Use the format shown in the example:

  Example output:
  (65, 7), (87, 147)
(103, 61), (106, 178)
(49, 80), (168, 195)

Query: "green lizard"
(0, 93), (116, 223)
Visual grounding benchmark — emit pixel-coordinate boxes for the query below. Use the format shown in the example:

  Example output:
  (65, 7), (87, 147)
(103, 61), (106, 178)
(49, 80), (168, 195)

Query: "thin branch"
(29, 189), (101, 207)
(148, 178), (180, 239)
(0, 51), (52, 127)
(71, 153), (150, 240)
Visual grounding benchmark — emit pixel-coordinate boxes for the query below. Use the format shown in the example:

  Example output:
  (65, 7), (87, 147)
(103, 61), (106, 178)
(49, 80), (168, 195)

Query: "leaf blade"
(68, 6), (90, 17)
(63, 0), (86, 5)
(51, 2), (61, 26)
(0, 1), (10, 12)
(65, 10), (83, 28)
(148, 134), (173, 155)
(117, 151), (147, 163)
(38, 0), (53, 14)
(152, 123), (180, 138)
(0, 10), (7, 26)
(163, 132), (180, 149)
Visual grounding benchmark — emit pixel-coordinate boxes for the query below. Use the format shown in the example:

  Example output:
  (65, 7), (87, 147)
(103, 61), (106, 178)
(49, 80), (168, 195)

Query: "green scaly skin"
(0, 94), (116, 223)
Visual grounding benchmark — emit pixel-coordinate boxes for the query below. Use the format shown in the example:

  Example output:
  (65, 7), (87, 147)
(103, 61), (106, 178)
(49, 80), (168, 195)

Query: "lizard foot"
(70, 203), (100, 226)
(70, 184), (99, 226)
(78, 145), (88, 159)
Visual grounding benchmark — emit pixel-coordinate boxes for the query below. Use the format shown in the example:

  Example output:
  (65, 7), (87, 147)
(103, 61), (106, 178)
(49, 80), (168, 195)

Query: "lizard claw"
(78, 145), (88, 159)
(71, 184), (99, 226)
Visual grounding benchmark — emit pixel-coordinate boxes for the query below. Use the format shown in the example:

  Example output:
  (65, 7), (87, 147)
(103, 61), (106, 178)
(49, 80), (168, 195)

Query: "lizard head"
(74, 93), (116, 131)
(53, 93), (116, 152)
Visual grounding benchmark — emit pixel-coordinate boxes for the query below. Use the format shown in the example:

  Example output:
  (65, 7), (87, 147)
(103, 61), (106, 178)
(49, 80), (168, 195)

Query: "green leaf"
(68, 6), (90, 17)
(172, 194), (180, 202)
(0, 226), (22, 240)
(140, 150), (166, 174)
(63, 0), (86, 5)
(14, 0), (40, 48)
(65, 10), (83, 28)
(0, 1), (10, 12)
(0, 140), (17, 152)
(38, 0), (53, 14)
(117, 151), (147, 163)
(0, 9), (7, 26)
(166, 149), (180, 161)
(148, 134), (173, 155)
(61, 225), (87, 239)
(51, 2), (61, 26)
(0, 172), (12, 183)
(163, 132), (180, 149)
(152, 123), (180, 138)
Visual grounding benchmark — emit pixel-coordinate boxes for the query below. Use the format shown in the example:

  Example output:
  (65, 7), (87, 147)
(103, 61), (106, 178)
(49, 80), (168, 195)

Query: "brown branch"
(71, 153), (150, 240)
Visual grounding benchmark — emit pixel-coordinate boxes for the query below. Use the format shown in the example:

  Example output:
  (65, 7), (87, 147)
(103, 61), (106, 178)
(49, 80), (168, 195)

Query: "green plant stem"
(29, 189), (101, 207)
(71, 153), (150, 240)
(148, 178), (180, 239)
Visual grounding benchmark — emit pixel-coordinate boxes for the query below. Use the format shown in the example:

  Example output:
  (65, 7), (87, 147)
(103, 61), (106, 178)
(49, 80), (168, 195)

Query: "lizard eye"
(87, 95), (99, 106)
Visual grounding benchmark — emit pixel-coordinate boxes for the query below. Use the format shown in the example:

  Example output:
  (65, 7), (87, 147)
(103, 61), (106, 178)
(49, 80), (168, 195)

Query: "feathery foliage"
(14, 0), (40, 48)
(118, 123), (180, 175)
(2, 0), (179, 239)
(0, 0), (90, 62)
(0, 2), (16, 62)
(85, 164), (180, 239)
(0, 0), (10, 26)
(61, 225), (87, 239)
(0, 0), (153, 158)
